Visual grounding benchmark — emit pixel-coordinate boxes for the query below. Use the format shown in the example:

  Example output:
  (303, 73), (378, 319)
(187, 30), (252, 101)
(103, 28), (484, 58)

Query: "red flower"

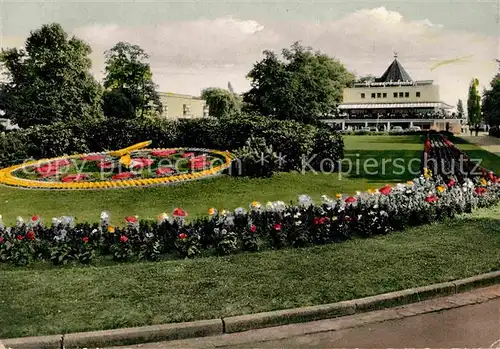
(320, 217), (329, 224)
(250, 224), (257, 233)
(31, 215), (39, 222)
(120, 235), (129, 243)
(379, 185), (392, 196)
(345, 196), (357, 204)
(273, 223), (281, 231)
(313, 217), (321, 225)
(172, 208), (187, 217)
(16, 235), (23, 241)
(81, 154), (105, 162)
(151, 149), (177, 157)
(425, 195), (439, 203)
(82, 237), (89, 243)
(488, 171), (495, 181)
(0, 236), (3, 244)
(125, 216), (137, 224)
(156, 167), (175, 176)
(447, 179), (456, 188)
(112, 172), (135, 180)
(26, 230), (35, 240)
(62, 174), (89, 183)
(178, 233), (188, 240)
(493, 176), (499, 185)
(475, 187), (487, 196)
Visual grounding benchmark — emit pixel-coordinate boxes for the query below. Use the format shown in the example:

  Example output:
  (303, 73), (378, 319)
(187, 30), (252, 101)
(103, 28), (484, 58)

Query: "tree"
(457, 99), (464, 119)
(103, 42), (162, 118)
(0, 23), (103, 128)
(467, 78), (482, 136)
(243, 42), (355, 123)
(201, 87), (241, 118)
(482, 72), (500, 128)
(357, 75), (376, 83)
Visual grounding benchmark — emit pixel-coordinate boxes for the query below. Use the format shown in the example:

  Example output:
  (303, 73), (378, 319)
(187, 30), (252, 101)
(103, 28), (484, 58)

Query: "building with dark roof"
(329, 54), (461, 133)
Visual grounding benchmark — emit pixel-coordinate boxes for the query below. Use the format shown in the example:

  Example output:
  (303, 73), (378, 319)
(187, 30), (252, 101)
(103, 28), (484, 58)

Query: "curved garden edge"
(2, 271), (500, 349)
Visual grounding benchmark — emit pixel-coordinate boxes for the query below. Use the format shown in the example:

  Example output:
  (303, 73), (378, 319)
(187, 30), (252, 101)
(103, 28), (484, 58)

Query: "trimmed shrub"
(231, 137), (279, 178)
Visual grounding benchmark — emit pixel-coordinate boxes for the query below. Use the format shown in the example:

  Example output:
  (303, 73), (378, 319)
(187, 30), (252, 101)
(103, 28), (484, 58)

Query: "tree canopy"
(457, 99), (464, 119)
(242, 42), (355, 123)
(102, 42), (162, 119)
(201, 87), (241, 118)
(482, 70), (500, 127)
(0, 23), (103, 128)
(467, 77), (482, 134)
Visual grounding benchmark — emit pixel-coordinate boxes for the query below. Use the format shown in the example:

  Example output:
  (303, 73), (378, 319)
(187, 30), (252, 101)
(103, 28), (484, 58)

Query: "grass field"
(1, 204), (499, 338)
(0, 135), (427, 224)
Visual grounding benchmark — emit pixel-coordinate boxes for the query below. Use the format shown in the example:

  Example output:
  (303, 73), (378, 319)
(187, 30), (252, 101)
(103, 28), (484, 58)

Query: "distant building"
(325, 54), (462, 134)
(158, 92), (209, 120)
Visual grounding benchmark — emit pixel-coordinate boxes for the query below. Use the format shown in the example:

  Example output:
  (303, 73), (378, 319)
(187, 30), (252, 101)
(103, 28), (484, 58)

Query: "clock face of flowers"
(0, 144), (233, 190)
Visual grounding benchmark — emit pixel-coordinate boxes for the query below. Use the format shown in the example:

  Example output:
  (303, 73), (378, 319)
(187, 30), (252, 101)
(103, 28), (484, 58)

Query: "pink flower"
(447, 179), (456, 187)
(172, 208), (187, 218)
(345, 196), (357, 204)
(82, 237), (89, 243)
(16, 235), (23, 241)
(120, 235), (129, 243)
(178, 233), (188, 240)
(125, 216), (137, 224)
(273, 224), (281, 231)
(425, 195), (439, 203)
(0, 236), (3, 244)
(379, 185), (392, 196)
(250, 224), (257, 233)
(475, 187), (487, 196)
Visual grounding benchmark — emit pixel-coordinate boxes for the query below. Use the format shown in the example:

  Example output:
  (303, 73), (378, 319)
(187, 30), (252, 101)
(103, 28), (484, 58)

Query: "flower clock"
(0, 141), (234, 190)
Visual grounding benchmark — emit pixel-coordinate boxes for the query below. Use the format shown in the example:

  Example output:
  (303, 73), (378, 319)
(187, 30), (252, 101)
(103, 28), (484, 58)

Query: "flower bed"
(0, 142), (234, 190)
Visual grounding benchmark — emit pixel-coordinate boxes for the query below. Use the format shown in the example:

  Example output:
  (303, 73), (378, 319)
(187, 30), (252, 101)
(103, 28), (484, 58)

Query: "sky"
(1, 0), (499, 106)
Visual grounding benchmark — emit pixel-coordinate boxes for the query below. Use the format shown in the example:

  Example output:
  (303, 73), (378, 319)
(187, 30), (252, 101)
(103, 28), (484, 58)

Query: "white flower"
(273, 201), (286, 211)
(295, 220), (302, 226)
(373, 204), (379, 209)
(293, 212), (301, 219)
(52, 217), (61, 226)
(265, 201), (275, 210)
(234, 207), (246, 215)
(16, 216), (24, 225)
(356, 191), (361, 196)
(284, 212), (291, 217)
(357, 215), (363, 221)
(298, 194), (313, 207)
(100, 211), (109, 222)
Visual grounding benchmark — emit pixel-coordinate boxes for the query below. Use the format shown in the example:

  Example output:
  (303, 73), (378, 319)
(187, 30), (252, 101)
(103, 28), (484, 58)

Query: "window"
(361, 93), (366, 99)
(371, 93), (376, 99)
(377, 93), (381, 98)
(383, 93), (387, 98)
(416, 92), (421, 97)
(393, 92), (398, 98)
(405, 92), (409, 98)
(399, 92), (404, 98)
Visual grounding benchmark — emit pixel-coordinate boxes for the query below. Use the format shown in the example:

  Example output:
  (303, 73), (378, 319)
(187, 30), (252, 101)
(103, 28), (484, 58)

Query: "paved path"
(107, 285), (500, 349)
(462, 135), (500, 156)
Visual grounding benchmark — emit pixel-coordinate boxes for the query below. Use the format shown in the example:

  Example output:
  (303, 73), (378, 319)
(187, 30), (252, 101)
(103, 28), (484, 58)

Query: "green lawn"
(0, 135), (426, 224)
(1, 204), (499, 338)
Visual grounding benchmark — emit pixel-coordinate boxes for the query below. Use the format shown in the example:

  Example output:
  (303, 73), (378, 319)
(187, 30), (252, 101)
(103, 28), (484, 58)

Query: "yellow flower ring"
(0, 144), (235, 190)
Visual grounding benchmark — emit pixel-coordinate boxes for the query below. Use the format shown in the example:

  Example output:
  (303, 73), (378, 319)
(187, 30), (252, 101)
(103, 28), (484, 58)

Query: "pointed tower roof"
(376, 53), (413, 83)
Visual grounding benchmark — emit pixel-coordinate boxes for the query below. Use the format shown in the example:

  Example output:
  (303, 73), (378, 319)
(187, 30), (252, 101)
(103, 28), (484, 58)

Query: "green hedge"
(0, 115), (344, 172)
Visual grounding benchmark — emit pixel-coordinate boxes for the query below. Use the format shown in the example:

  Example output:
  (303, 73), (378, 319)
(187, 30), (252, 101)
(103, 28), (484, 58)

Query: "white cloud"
(3, 7), (498, 105)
